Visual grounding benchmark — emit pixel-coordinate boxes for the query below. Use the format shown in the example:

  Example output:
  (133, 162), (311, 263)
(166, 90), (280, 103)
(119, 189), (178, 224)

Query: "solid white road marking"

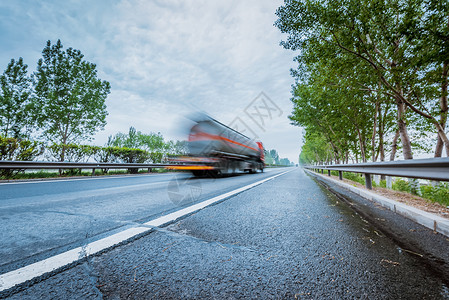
(0, 169), (293, 292)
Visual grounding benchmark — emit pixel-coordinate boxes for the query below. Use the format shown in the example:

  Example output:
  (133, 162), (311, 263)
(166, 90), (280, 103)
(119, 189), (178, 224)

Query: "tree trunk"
(372, 101), (379, 162)
(435, 136), (444, 157)
(434, 61), (448, 157)
(396, 93), (413, 160)
(354, 125), (367, 162)
(390, 129), (400, 161)
(378, 131), (385, 161)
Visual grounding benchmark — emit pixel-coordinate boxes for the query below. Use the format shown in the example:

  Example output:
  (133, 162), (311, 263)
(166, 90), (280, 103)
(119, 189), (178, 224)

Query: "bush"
(343, 172), (365, 185)
(93, 146), (120, 163)
(0, 136), (43, 161)
(93, 146), (151, 164)
(0, 135), (44, 177)
(1, 140), (164, 178)
(46, 144), (100, 162)
(392, 179), (411, 193)
(149, 151), (163, 163)
(420, 183), (449, 207)
(118, 147), (150, 163)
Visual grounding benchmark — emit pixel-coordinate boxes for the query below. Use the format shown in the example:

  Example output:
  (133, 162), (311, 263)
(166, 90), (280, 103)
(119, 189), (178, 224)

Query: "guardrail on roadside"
(0, 160), (187, 176)
(304, 157), (449, 189)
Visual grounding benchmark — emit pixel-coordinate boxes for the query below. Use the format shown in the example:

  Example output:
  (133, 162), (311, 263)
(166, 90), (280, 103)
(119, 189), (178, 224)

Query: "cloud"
(0, 0), (302, 162)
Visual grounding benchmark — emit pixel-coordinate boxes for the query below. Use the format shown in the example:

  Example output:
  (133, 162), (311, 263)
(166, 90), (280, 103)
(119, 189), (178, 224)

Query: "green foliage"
(34, 40), (110, 160)
(165, 140), (187, 155)
(0, 135), (43, 161)
(108, 127), (186, 161)
(420, 184), (449, 207)
(275, 0), (449, 160)
(264, 149), (290, 165)
(149, 151), (164, 163)
(299, 132), (334, 165)
(94, 146), (120, 163)
(0, 58), (35, 139)
(342, 172), (365, 185)
(392, 179), (411, 193)
(0, 135), (44, 177)
(44, 144), (152, 165)
(118, 147), (150, 163)
(44, 144), (151, 164)
(47, 144), (99, 162)
(279, 158), (292, 166)
(108, 127), (166, 152)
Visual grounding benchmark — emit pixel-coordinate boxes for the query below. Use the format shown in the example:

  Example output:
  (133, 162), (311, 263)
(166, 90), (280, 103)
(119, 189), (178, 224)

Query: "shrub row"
(46, 144), (164, 164)
(393, 179), (449, 207)
(326, 169), (449, 207)
(0, 136), (45, 177)
(0, 136), (166, 164)
(0, 136), (44, 161)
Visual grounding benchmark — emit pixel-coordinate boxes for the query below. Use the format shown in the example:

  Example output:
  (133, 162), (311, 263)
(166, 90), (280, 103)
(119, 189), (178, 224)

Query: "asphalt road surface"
(2, 168), (449, 299)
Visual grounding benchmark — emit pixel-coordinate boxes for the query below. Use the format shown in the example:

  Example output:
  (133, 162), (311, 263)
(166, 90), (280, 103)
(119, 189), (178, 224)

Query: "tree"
(108, 127), (166, 152)
(108, 127), (140, 149)
(409, 0), (449, 157)
(299, 133), (333, 165)
(34, 40), (110, 161)
(0, 58), (35, 139)
(276, 0), (449, 159)
(279, 158), (292, 166)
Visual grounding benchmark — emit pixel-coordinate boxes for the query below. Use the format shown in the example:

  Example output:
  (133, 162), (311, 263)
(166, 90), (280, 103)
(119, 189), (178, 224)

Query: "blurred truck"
(169, 113), (265, 176)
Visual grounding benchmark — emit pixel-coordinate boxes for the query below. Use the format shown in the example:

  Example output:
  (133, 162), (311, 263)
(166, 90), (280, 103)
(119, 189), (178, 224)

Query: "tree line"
(0, 39), (294, 168)
(0, 39), (110, 161)
(275, 0), (448, 164)
(0, 40), (187, 166)
(264, 148), (294, 166)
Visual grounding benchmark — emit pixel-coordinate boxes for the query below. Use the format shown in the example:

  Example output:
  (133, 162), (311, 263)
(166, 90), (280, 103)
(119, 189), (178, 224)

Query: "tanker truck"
(169, 114), (265, 176)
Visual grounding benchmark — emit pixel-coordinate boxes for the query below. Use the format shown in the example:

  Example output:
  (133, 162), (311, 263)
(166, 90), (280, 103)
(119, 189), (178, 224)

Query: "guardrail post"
(339, 171), (343, 180)
(365, 173), (372, 190)
(321, 169), (324, 174)
(92, 168), (95, 176)
(328, 170), (331, 176)
(374, 174), (380, 186)
(386, 176), (392, 189)
(147, 167), (152, 173)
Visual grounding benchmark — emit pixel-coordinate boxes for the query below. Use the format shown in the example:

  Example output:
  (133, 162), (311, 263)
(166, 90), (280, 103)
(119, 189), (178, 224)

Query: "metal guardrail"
(0, 160), (188, 176)
(304, 157), (449, 189)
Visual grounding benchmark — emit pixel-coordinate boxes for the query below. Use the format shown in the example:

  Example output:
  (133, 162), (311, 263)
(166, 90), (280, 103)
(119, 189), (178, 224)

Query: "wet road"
(2, 168), (449, 299)
(0, 168), (289, 274)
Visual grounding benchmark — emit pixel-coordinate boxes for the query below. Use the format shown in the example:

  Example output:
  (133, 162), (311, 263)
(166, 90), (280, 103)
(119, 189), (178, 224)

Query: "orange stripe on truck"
(166, 165), (215, 170)
(189, 132), (259, 152)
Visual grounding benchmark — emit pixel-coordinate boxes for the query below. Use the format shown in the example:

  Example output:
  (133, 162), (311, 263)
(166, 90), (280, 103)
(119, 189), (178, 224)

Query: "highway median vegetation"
(0, 132), (186, 179)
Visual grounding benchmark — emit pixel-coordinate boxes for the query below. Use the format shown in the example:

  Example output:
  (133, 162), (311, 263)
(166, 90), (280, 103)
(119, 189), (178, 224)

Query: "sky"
(0, 0), (302, 163)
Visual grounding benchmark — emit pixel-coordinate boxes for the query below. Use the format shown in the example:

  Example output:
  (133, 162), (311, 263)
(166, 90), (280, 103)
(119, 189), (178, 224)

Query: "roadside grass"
(420, 183), (449, 206)
(324, 170), (449, 207)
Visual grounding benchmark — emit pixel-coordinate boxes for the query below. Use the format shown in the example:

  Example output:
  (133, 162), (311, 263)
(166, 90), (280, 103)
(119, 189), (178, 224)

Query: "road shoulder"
(306, 169), (449, 279)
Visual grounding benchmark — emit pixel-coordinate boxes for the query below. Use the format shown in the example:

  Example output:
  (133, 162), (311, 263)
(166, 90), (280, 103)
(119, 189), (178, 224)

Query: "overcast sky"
(0, 0), (302, 162)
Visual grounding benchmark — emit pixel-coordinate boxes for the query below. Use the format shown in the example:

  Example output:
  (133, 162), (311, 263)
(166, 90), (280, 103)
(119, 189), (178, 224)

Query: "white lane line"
(0, 173), (174, 185)
(0, 169), (292, 292)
